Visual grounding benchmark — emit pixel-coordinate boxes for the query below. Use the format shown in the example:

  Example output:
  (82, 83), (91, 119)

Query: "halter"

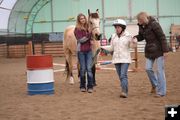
(89, 26), (100, 40)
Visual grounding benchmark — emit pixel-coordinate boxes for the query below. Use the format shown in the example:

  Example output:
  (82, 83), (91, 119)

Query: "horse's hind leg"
(65, 60), (70, 81)
(64, 49), (74, 84)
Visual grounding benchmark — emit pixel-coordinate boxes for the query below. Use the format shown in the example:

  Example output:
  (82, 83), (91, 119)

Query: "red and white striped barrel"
(26, 55), (54, 95)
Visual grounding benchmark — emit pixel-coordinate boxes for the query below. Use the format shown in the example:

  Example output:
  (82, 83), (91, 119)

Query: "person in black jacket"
(133, 12), (169, 97)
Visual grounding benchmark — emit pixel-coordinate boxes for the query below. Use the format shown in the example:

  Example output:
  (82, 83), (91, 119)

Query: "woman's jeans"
(78, 51), (93, 89)
(146, 56), (166, 96)
(115, 63), (129, 95)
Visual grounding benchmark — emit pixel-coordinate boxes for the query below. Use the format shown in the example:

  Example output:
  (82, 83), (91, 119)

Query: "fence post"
(6, 44), (9, 58)
(41, 41), (45, 54)
(134, 46), (138, 70)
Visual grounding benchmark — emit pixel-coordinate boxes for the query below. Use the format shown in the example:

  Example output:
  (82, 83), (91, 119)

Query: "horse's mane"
(89, 13), (99, 18)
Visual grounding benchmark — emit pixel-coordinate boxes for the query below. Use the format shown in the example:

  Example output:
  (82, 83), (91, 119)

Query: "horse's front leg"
(77, 62), (80, 82)
(69, 72), (74, 84)
(92, 64), (97, 86)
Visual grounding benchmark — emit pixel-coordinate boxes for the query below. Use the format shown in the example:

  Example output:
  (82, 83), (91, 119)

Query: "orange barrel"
(26, 55), (54, 95)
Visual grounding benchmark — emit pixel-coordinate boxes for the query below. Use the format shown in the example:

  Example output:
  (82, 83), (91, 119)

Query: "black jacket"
(135, 16), (169, 59)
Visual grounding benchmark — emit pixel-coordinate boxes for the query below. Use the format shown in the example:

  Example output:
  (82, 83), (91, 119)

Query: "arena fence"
(0, 36), (179, 58)
(1, 41), (64, 58)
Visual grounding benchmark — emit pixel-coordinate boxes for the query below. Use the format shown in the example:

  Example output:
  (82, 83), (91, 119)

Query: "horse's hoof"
(69, 77), (74, 85)
(69, 82), (74, 85)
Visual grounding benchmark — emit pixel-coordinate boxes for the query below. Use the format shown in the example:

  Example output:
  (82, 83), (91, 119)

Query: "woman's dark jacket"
(135, 16), (169, 59)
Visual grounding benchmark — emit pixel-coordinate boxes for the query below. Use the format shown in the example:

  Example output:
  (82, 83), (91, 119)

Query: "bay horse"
(63, 9), (101, 84)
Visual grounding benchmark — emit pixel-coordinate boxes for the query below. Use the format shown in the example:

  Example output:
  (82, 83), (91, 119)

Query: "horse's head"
(88, 9), (101, 41)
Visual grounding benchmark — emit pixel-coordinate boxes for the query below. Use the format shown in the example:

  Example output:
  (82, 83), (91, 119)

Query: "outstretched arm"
(134, 32), (144, 42)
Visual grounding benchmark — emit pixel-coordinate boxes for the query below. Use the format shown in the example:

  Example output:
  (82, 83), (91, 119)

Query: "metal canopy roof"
(0, 0), (51, 34)
(0, 0), (17, 31)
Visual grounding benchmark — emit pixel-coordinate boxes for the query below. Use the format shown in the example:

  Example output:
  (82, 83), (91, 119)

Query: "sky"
(0, 0), (17, 29)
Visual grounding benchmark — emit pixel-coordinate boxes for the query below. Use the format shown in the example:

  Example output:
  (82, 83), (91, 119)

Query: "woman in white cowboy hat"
(101, 19), (137, 98)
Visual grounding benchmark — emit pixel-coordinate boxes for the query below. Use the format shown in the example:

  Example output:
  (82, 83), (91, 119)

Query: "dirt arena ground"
(0, 52), (180, 120)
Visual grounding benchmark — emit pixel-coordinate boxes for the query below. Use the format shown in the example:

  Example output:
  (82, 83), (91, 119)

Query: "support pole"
(101, 0), (105, 38)
(50, 0), (54, 32)
(28, 41), (33, 55)
(156, 0), (159, 21)
(128, 0), (132, 22)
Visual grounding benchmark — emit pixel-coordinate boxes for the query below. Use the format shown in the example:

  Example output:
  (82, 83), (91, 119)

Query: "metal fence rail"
(0, 36), (179, 58)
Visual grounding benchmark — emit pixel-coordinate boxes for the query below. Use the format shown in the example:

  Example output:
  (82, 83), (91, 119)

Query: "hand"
(90, 40), (94, 45)
(86, 32), (91, 39)
(131, 37), (137, 43)
(133, 36), (137, 39)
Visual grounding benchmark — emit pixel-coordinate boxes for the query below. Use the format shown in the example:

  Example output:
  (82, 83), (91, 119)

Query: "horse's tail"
(63, 25), (75, 81)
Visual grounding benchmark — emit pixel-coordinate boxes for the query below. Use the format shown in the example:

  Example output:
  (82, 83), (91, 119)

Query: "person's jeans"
(78, 51), (93, 89)
(146, 56), (166, 96)
(115, 63), (129, 94)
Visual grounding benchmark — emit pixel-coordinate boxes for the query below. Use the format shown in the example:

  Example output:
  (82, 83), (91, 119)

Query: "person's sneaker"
(80, 88), (86, 92)
(154, 94), (165, 98)
(120, 92), (127, 98)
(87, 89), (93, 93)
(93, 83), (97, 87)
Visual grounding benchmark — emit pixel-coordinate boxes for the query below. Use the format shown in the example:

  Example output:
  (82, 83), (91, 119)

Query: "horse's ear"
(88, 9), (90, 16)
(96, 9), (99, 13)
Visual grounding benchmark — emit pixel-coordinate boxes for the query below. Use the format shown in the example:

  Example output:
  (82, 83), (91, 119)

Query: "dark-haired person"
(101, 19), (137, 98)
